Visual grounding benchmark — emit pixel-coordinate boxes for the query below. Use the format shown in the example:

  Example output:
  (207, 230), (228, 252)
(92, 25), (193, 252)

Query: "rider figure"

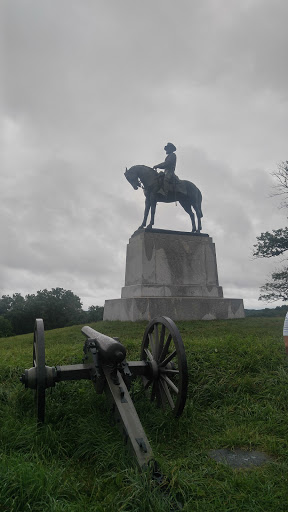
(153, 143), (177, 196)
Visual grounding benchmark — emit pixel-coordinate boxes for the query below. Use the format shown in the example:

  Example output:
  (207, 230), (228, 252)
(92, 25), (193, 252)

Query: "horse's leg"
(146, 195), (156, 229)
(195, 207), (202, 232)
(139, 197), (150, 228)
(179, 199), (196, 232)
(195, 192), (203, 232)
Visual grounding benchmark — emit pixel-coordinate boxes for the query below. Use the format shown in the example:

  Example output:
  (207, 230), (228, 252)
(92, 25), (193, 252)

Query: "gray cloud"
(1, 0), (288, 310)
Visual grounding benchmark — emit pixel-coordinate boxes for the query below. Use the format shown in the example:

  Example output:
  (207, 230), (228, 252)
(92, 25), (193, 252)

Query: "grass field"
(0, 317), (288, 512)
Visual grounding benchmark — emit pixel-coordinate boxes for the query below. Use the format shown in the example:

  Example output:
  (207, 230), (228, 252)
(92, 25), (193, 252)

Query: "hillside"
(1, 318), (288, 511)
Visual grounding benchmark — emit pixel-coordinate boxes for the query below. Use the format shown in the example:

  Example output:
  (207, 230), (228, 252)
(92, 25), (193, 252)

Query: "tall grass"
(0, 317), (287, 511)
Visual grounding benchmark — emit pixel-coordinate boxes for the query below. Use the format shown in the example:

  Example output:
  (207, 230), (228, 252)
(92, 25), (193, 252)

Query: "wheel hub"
(149, 359), (159, 379)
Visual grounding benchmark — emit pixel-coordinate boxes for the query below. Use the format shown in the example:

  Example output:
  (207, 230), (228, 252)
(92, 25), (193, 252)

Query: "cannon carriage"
(20, 316), (188, 470)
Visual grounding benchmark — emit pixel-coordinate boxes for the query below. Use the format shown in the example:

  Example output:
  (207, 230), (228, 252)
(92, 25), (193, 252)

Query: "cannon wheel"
(140, 316), (188, 418)
(33, 319), (46, 423)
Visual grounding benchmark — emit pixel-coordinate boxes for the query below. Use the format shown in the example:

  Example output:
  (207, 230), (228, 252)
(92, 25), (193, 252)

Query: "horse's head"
(124, 167), (141, 190)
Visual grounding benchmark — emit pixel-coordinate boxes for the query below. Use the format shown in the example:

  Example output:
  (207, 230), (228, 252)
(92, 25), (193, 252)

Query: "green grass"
(1, 318), (288, 511)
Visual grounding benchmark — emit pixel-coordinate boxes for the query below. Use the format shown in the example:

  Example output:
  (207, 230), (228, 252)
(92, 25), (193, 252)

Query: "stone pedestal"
(104, 229), (244, 321)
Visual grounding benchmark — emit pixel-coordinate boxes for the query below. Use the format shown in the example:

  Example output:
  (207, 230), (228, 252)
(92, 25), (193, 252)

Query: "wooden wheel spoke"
(160, 368), (179, 375)
(148, 333), (156, 357)
(153, 324), (159, 359)
(159, 379), (175, 410)
(158, 381), (166, 407)
(157, 324), (165, 361)
(161, 374), (179, 394)
(144, 348), (154, 362)
(159, 334), (172, 363)
(159, 349), (177, 368)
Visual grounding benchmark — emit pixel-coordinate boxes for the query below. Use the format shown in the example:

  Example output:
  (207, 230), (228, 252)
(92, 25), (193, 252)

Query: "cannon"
(20, 316), (188, 471)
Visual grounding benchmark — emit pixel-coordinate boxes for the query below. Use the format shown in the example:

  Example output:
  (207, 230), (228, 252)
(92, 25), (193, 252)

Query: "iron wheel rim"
(140, 316), (188, 417)
(33, 318), (46, 423)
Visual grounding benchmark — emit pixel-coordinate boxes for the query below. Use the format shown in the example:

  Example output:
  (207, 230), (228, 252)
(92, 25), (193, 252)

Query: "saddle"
(157, 172), (187, 196)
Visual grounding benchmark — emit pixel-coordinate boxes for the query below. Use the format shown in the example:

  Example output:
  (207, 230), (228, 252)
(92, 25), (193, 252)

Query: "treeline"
(245, 305), (288, 318)
(0, 288), (104, 337)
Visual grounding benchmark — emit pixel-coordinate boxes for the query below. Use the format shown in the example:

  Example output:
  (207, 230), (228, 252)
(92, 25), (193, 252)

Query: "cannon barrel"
(81, 326), (126, 364)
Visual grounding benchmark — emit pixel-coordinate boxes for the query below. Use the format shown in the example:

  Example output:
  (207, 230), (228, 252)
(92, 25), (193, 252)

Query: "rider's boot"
(163, 180), (169, 197)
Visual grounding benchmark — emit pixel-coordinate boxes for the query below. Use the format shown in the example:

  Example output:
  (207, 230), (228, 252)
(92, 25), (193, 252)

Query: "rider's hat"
(164, 142), (176, 152)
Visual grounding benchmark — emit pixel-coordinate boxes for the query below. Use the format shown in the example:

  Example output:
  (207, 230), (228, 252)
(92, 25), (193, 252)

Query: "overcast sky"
(2, 0), (288, 311)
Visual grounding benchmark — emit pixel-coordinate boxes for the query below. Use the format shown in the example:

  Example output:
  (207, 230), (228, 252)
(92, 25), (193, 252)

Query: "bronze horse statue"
(124, 165), (203, 232)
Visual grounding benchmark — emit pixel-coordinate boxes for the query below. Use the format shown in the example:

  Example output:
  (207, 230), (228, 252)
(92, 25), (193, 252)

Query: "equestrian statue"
(124, 143), (203, 232)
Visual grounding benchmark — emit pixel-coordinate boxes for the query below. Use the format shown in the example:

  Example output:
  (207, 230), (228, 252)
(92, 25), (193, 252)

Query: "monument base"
(104, 297), (245, 322)
(104, 228), (244, 322)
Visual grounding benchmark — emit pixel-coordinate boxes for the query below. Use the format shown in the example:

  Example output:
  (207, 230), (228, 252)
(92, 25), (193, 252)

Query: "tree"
(253, 228), (288, 258)
(253, 161), (288, 302)
(0, 316), (14, 337)
(270, 160), (288, 208)
(0, 288), (84, 334)
(25, 288), (84, 330)
(87, 305), (104, 322)
(0, 293), (28, 334)
(0, 288), (105, 335)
